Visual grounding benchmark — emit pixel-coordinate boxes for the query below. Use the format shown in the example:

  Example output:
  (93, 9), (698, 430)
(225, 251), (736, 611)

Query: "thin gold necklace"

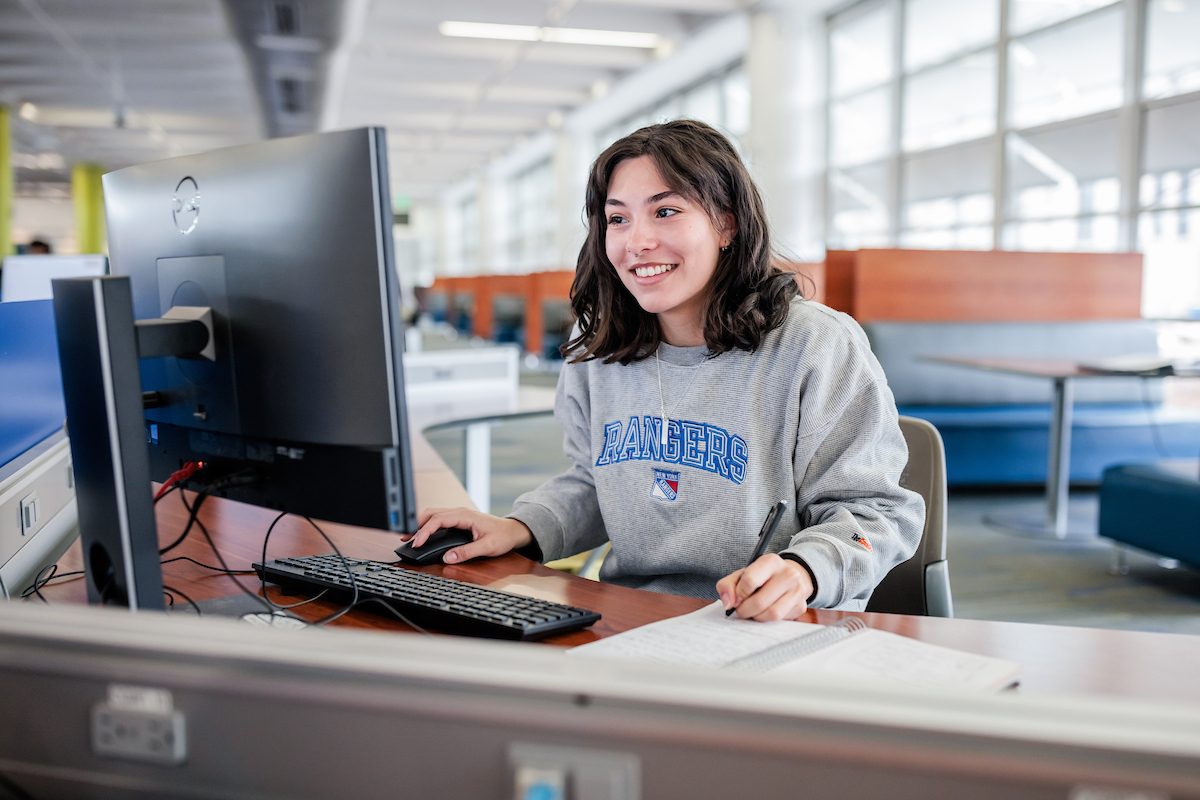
(654, 348), (705, 446)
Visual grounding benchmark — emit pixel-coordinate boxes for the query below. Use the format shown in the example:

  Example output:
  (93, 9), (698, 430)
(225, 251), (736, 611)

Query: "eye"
(607, 214), (626, 226)
(655, 207), (679, 218)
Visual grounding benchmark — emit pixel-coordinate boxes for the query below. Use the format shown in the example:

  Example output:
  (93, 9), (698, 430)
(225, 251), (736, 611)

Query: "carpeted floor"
(424, 376), (1200, 635)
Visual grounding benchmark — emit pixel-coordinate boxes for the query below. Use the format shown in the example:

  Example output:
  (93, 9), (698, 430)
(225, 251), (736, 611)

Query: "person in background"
(407, 120), (924, 621)
(27, 240), (52, 254)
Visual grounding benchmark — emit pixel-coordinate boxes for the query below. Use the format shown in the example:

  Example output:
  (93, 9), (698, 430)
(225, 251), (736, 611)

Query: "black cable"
(352, 597), (433, 636)
(296, 517), (433, 634)
(153, 483), (178, 505)
(296, 515), (360, 628)
(159, 488), (209, 555)
(20, 564), (86, 603)
(261, 584), (331, 609)
(256, 513), (404, 626)
(163, 584), (202, 616)
(251, 513), (340, 613)
(160, 555), (256, 575)
(187, 508), (278, 616)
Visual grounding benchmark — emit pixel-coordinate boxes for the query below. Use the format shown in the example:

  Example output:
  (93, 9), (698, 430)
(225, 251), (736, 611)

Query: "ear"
(717, 212), (735, 247)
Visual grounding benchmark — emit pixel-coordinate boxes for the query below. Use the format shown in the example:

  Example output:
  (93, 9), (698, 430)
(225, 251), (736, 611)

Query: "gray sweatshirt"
(509, 298), (924, 610)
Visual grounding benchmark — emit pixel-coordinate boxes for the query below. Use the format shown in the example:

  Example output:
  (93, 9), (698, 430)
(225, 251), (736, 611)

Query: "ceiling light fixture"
(255, 33), (324, 53)
(18, 101), (38, 121)
(439, 21), (660, 49)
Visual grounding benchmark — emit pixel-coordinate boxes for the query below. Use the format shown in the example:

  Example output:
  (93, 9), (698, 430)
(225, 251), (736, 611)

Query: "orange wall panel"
(850, 249), (1143, 322)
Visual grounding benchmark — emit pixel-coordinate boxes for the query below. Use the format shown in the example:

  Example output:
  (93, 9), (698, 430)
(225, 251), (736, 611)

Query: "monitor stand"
(52, 276), (210, 611)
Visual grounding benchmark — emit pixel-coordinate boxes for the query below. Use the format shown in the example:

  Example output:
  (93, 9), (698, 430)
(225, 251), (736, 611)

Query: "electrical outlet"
(91, 704), (187, 765)
(18, 493), (39, 536)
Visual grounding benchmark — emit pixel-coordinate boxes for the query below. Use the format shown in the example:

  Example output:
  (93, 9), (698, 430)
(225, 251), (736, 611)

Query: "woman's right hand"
(403, 507), (534, 564)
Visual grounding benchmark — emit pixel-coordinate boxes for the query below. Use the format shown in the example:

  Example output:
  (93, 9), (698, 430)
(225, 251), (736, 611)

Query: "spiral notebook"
(571, 602), (1020, 692)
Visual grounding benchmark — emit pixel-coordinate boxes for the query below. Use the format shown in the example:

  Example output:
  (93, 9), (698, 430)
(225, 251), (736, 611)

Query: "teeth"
(634, 264), (677, 278)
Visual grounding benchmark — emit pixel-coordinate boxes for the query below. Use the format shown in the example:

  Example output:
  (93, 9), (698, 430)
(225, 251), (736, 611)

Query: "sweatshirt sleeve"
(780, 323), (925, 609)
(508, 363), (609, 561)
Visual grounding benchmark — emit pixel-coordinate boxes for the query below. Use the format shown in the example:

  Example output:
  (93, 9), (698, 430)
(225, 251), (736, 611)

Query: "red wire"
(153, 460), (204, 501)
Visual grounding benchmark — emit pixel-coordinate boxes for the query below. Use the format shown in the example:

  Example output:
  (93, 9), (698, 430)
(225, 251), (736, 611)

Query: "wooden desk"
(31, 384), (1200, 707)
(35, 481), (1200, 705)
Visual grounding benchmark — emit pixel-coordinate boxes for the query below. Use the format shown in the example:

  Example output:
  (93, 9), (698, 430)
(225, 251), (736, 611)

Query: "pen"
(726, 499), (789, 616)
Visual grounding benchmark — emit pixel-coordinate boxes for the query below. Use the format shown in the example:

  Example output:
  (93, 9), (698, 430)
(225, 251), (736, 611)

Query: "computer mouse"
(394, 527), (476, 566)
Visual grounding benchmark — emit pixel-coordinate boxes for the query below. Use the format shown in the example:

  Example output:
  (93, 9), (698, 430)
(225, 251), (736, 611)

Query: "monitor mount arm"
(51, 276), (212, 610)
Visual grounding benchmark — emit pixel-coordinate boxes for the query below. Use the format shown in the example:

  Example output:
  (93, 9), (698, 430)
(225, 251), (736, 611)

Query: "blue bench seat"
(898, 404), (1200, 487)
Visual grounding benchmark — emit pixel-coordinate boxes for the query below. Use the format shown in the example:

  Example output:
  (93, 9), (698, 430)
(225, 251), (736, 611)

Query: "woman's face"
(603, 155), (731, 345)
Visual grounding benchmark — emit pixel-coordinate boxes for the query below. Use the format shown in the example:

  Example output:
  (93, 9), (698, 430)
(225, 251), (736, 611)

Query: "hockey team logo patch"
(651, 468), (680, 501)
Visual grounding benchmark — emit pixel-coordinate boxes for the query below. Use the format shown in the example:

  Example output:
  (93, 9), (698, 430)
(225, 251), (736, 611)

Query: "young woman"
(407, 119), (924, 621)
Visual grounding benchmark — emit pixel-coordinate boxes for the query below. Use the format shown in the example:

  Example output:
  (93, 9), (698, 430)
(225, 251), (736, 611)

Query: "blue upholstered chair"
(1098, 461), (1200, 572)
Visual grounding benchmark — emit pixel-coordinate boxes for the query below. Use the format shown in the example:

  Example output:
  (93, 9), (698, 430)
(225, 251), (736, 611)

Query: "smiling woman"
(409, 120), (924, 625)
(602, 155), (730, 345)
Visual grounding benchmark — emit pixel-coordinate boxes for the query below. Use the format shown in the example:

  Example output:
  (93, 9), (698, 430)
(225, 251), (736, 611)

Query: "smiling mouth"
(633, 263), (677, 278)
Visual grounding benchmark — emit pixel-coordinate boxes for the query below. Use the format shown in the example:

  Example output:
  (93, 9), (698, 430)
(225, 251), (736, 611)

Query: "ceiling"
(0, 0), (750, 203)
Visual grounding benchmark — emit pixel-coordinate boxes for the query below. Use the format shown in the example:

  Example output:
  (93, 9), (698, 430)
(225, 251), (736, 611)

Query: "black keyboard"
(253, 554), (600, 641)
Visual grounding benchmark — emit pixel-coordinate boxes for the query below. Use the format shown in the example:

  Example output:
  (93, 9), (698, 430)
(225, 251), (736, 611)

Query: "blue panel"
(0, 300), (67, 469)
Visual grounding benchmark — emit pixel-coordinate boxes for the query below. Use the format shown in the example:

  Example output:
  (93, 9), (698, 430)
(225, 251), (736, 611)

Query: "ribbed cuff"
(779, 553), (819, 604)
(507, 503), (562, 563)
(781, 538), (843, 608)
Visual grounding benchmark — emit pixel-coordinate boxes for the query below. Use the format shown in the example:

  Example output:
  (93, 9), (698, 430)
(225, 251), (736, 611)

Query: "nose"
(626, 217), (656, 257)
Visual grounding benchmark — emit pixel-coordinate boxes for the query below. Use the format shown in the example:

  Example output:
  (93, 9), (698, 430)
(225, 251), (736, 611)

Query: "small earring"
(720, 243), (730, 253)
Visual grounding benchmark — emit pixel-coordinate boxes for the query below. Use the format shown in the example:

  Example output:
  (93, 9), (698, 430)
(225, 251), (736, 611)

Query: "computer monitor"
(53, 127), (416, 608)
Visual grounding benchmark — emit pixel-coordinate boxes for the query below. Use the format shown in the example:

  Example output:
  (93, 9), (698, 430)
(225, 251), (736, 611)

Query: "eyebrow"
(605, 190), (682, 207)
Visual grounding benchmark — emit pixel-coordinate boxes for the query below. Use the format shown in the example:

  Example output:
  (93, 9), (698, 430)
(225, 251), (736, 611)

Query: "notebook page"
(771, 628), (1020, 692)
(570, 601), (822, 668)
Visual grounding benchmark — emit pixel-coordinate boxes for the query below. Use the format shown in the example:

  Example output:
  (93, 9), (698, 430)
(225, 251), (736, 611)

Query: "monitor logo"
(172, 177), (200, 235)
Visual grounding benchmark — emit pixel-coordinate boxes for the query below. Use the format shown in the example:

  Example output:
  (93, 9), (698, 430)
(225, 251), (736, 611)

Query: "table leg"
(1045, 376), (1073, 537)
(984, 375), (1096, 541)
(464, 422), (492, 512)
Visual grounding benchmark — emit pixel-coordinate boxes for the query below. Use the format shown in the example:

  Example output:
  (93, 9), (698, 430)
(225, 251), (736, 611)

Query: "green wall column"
(72, 162), (105, 254)
(0, 107), (12, 257)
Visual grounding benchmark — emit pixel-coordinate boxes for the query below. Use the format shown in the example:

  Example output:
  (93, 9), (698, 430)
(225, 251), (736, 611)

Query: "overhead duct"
(223, 0), (346, 138)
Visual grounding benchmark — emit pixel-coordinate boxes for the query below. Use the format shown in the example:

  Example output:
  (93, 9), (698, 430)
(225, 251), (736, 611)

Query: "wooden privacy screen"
(822, 249), (1144, 321)
(430, 270), (575, 355)
(426, 248), (1143, 352)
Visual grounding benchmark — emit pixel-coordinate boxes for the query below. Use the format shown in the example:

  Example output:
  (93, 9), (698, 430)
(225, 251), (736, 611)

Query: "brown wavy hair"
(563, 119), (798, 365)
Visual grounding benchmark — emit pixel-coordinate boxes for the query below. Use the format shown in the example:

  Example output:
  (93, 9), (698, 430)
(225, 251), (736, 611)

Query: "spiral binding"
(727, 617), (868, 672)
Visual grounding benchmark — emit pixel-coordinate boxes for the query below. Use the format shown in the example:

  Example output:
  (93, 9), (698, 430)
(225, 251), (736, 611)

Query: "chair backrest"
(865, 415), (954, 617)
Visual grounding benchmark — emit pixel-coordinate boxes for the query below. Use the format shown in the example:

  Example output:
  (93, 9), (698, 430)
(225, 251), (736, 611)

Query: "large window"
(1144, 0), (1200, 99)
(1007, 5), (1124, 129)
(1004, 114), (1121, 250)
(901, 139), (995, 248)
(903, 52), (996, 151)
(595, 63), (750, 157)
(1140, 95), (1200, 315)
(506, 160), (556, 271)
(826, 0), (1200, 316)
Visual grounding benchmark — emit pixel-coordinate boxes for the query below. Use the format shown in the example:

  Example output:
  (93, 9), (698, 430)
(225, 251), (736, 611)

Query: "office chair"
(865, 415), (954, 617)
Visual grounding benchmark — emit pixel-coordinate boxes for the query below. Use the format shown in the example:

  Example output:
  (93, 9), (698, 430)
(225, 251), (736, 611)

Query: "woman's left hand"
(716, 554), (814, 621)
